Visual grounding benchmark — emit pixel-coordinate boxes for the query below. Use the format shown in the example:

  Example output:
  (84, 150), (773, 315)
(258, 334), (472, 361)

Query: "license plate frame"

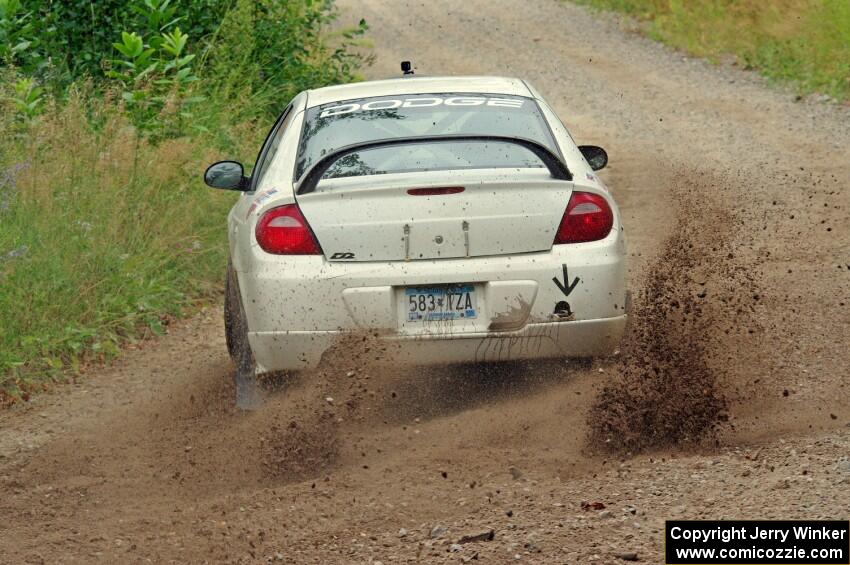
(405, 284), (477, 322)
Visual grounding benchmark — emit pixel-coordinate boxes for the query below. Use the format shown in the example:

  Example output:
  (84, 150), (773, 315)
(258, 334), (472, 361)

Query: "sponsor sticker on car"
(320, 96), (525, 118)
(245, 188), (278, 219)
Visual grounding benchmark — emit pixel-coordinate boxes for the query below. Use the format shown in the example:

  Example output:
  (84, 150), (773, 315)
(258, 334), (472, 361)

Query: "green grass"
(571, 0), (850, 101)
(0, 92), (256, 401)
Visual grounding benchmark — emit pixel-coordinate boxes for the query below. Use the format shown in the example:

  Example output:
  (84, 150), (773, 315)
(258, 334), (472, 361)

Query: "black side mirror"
(204, 161), (250, 191)
(578, 145), (608, 171)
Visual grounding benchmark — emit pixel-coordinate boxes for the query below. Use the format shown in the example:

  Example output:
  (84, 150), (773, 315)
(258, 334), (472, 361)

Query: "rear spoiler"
(295, 134), (572, 195)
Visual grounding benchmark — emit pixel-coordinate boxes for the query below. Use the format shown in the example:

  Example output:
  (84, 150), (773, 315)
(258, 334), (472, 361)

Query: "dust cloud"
(588, 172), (764, 453)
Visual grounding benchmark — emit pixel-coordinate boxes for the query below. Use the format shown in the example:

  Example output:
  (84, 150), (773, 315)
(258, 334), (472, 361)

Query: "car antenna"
(401, 61), (415, 76)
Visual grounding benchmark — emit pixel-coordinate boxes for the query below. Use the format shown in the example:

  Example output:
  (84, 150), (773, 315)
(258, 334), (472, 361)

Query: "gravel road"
(1, 1), (849, 563)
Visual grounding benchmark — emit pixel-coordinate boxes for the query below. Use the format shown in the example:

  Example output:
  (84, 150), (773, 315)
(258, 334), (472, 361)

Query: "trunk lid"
(296, 169), (573, 262)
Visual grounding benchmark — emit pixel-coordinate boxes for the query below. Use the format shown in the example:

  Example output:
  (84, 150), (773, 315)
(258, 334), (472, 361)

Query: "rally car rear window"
(294, 93), (558, 181)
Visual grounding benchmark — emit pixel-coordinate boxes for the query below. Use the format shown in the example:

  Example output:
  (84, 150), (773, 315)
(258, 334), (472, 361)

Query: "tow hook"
(553, 300), (574, 320)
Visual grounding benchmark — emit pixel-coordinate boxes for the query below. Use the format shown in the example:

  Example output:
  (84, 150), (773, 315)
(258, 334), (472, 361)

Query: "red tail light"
(255, 204), (322, 255)
(554, 191), (614, 244)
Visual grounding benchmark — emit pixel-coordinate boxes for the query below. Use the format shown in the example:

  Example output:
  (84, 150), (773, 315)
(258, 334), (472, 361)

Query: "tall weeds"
(0, 89), (232, 395)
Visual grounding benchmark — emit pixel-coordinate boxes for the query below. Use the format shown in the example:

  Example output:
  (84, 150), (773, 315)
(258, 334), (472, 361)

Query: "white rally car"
(205, 72), (627, 407)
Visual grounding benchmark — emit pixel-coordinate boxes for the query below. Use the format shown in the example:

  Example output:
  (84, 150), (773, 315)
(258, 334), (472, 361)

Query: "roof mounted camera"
(401, 61), (414, 76)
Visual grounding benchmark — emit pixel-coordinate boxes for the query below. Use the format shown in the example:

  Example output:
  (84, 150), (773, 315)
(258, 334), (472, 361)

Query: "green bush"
(0, 0), (229, 88)
(107, 27), (204, 136)
(1, 0), (369, 118)
(205, 0), (370, 119)
(0, 0), (47, 76)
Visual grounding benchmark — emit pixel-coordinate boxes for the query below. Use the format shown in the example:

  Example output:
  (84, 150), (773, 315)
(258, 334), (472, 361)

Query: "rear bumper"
(248, 315), (626, 372)
(238, 227), (627, 372)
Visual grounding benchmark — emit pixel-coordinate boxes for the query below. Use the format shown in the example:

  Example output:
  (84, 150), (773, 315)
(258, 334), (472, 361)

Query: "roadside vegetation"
(0, 0), (370, 403)
(572, 0), (850, 102)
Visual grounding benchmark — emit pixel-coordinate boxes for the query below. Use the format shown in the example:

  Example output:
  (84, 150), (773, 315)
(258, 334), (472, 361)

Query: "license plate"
(405, 284), (477, 322)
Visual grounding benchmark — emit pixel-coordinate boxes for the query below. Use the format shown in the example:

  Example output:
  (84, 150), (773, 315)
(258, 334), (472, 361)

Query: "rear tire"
(224, 261), (263, 410)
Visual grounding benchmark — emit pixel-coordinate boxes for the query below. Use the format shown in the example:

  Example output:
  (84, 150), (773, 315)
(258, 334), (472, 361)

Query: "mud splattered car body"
(205, 75), (627, 387)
